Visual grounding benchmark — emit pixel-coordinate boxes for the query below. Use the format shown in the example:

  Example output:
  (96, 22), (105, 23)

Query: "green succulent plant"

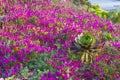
(68, 33), (101, 64)
(75, 33), (96, 48)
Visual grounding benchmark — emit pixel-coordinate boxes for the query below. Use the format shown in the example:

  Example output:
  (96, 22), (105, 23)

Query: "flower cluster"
(0, 0), (120, 79)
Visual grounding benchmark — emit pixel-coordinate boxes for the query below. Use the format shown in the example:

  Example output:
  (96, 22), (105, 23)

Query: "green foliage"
(68, 33), (97, 64)
(5, 75), (16, 80)
(108, 11), (120, 23)
(51, 0), (57, 3)
(75, 33), (96, 48)
(17, 66), (32, 79)
(89, 4), (120, 23)
(10, 18), (26, 25)
(28, 17), (36, 24)
(102, 32), (113, 41)
(91, 4), (99, 9)
(67, 50), (83, 60)
(72, 0), (81, 6)
(0, 6), (4, 15)
(72, 0), (89, 6)
(51, 0), (60, 5)
(16, 52), (57, 79)
(89, 4), (109, 19)
(26, 53), (55, 71)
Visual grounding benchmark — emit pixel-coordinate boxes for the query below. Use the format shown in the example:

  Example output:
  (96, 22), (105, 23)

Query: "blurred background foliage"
(71, 0), (120, 24)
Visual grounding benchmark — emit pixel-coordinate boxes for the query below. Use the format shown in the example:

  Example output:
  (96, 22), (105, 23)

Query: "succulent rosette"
(68, 33), (97, 63)
(75, 33), (96, 48)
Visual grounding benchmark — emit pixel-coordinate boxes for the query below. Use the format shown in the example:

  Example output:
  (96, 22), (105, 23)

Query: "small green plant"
(75, 33), (96, 48)
(68, 33), (100, 64)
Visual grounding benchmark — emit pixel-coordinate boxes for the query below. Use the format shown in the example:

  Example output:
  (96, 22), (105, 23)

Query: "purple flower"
(41, 72), (59, 80)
